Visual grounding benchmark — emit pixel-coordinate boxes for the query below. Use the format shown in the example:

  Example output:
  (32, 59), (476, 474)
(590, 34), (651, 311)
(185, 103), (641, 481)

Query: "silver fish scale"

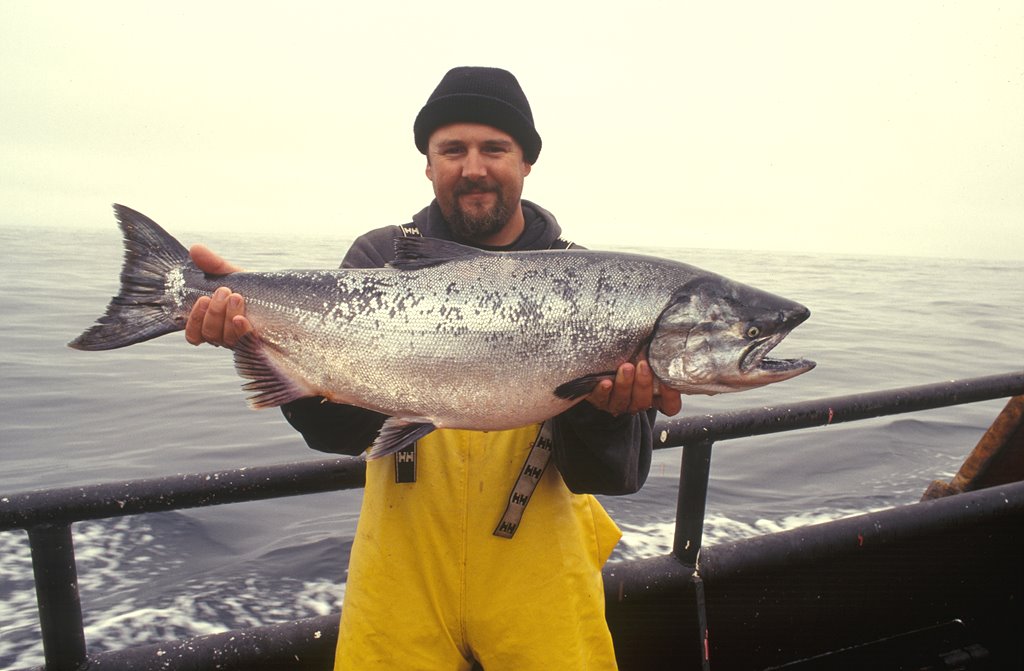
(212, 252), (700, 430)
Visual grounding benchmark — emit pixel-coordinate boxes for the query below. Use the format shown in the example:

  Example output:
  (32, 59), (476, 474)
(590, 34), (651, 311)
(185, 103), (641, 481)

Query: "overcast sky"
(2, 1), (1022, 260)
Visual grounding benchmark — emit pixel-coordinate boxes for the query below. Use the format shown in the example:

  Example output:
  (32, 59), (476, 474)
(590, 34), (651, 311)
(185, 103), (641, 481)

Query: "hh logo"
(524, 465), (543, 480)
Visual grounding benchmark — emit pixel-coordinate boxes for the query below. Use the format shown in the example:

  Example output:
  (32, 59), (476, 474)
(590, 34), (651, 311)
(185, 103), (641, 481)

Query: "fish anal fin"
(553, 372), (617, 401)
(367, 418), (437, 459)
(389, 236), (490, 271)
(233, 332), (314, 408)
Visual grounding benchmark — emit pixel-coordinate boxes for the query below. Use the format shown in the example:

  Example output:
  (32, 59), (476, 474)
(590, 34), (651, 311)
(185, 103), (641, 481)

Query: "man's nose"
(461, 150), (486, 178)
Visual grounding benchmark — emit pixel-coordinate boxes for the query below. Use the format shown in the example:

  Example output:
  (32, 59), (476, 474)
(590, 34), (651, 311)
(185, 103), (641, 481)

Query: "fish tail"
(68, 204), (195, 351)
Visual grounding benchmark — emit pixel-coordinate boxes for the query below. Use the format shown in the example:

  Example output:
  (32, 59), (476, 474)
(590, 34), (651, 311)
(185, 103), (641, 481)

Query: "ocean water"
(1, 222), (1021, 667)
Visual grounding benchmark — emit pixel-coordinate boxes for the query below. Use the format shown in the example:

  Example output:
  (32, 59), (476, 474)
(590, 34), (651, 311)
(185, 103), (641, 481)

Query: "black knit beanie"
(414, 66), (542, 164)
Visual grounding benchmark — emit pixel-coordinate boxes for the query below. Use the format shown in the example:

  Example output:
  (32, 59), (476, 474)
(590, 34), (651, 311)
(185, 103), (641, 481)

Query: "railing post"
(673, 439), (715, 670)
(27, 523), (87, 671)
(673, 439), (714, 567)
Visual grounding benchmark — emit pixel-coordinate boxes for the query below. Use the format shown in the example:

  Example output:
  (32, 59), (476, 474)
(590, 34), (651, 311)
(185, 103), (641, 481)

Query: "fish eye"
(746, 326), (761, 339)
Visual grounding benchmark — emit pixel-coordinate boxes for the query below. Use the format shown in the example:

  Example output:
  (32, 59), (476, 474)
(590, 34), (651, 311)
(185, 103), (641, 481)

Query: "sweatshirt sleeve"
(281, 397), (386, 456)
(550, 402), (656, 495)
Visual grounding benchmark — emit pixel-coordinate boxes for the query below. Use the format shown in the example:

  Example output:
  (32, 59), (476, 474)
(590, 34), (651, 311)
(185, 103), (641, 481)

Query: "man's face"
(426, 123), (532, 243)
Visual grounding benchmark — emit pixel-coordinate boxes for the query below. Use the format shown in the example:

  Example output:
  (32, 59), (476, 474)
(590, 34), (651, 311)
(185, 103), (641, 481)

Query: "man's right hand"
(184, 244), (253, 348)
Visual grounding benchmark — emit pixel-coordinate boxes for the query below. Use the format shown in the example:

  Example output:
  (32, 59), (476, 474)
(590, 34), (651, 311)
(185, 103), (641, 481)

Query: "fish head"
(648, 277), (815, 394)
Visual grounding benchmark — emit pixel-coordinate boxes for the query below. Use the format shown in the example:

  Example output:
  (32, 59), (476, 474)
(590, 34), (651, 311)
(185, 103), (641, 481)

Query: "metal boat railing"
(2, 370), (1023, 671)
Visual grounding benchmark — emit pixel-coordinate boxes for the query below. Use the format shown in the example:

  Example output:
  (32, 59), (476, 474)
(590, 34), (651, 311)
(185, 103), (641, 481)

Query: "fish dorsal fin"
(389, 236), (491, 270)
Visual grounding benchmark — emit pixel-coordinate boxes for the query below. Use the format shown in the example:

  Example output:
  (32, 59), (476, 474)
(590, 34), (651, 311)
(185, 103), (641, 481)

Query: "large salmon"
(71, 205), (815, 456)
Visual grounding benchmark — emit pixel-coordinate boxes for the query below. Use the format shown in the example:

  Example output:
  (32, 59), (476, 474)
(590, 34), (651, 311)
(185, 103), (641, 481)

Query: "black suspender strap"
(493, 421), (554, 539)
(394, 444), (417, 483)
(392, 224), (423, 484)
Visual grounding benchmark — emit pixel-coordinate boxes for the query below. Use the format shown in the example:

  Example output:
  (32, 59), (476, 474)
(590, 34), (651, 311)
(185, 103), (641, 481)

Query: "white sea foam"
(611, 506), (880, 563)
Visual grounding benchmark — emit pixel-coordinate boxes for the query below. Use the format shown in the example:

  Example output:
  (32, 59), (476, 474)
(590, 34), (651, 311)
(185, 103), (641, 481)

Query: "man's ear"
(425, 157), (433, 181)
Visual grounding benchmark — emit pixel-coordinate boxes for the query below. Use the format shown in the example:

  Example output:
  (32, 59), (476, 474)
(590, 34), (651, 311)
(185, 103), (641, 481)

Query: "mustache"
(452, 179), (501, 197)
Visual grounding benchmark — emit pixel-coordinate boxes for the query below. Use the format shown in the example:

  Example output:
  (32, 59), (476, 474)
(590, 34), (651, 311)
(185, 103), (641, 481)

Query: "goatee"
(445, 182), (512, 242)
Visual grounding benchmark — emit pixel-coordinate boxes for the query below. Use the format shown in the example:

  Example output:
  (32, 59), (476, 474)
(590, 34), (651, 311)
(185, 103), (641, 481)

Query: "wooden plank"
(922, 395), (1024, 500)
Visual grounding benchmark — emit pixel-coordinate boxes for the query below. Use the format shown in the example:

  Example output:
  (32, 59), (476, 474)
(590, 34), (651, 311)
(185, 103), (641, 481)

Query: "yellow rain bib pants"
(334, 424), (622, 670)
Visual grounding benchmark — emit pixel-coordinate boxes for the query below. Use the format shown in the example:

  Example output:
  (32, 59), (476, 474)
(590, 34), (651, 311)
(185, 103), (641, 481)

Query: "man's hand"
(585, 358), (683, 417)
(184, 244), (253, 348)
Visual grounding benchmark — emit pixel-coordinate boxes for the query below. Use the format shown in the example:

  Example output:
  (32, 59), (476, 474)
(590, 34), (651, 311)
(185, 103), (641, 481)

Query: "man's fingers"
(582, 359), (683, 417)
(183, 284), (249, 348)
(185, 296), (211, 346)
(200, 287), (231, 345)
(586, 378), (614, 410)
(232, 315), (254, 337)
(605, 363), (636, 416)
(182, 241), (245, 349)
(656, 387), (683, 416)
(628, 360), (655, 414)
(222, 293), (247, 347)
(190, 244), (243, 275)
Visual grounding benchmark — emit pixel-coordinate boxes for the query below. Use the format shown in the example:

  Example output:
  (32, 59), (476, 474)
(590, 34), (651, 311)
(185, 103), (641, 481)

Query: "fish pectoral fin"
(233, 332), (313, 409)
(388, 236), (491, 270)
(367, 418), (437, 460)
(553, 372), (617, 401)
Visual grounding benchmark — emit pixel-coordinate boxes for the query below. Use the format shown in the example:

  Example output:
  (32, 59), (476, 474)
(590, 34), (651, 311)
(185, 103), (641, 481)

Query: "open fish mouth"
(740, 333), (816, 377)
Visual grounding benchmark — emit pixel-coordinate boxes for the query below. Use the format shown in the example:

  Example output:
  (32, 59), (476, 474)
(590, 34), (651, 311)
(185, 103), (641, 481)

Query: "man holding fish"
(186, 67), (681, 670)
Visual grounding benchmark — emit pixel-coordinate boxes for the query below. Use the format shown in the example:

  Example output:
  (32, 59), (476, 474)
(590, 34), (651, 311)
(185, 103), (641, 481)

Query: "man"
(186, 66), (681, 670)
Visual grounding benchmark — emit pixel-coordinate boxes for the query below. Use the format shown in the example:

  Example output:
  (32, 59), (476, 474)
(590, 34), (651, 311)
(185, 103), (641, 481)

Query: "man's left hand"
(585, 358), (683, 417)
